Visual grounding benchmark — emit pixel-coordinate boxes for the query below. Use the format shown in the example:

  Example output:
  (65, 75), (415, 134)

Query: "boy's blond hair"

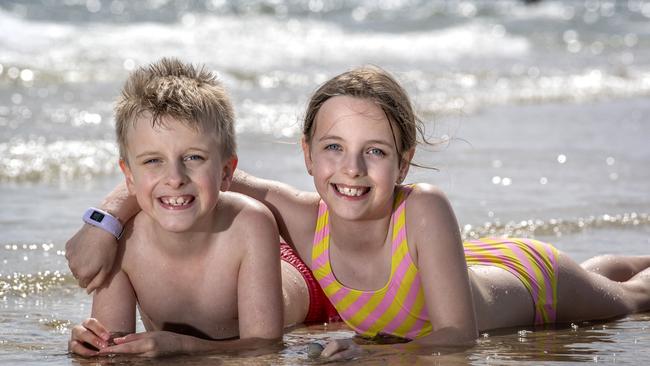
(115, 57), (236, 161)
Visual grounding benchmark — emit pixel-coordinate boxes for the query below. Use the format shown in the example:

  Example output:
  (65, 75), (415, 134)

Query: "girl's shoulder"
(403, 183), (457, 234)
(404, 183), (452, 210)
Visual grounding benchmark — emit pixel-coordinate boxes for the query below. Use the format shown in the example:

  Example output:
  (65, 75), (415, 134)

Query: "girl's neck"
(328, 211), (393, 253)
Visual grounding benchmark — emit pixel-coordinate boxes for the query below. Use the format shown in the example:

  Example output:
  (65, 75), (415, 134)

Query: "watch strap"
(82, 207), (124, 240)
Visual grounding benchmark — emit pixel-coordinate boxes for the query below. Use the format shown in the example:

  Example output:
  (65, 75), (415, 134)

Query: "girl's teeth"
(337, 185), (365, 197)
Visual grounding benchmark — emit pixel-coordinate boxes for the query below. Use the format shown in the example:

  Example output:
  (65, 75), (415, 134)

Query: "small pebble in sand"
(307, 342), (324, 359)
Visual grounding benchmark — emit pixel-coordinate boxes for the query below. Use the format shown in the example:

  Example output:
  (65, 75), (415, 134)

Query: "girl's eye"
(324, 144), (342, 152)
(143, 158), (161, 164)
(368, 148), (386, 157)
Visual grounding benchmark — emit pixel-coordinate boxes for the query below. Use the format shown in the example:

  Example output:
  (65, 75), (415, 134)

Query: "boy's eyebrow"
(134, 147), (211, 160)
(318, 134), (394, 147)
(135, 151), (159, 160)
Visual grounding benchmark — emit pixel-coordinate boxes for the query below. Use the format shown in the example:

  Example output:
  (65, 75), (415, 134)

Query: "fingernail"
(102, 332), (111, 340)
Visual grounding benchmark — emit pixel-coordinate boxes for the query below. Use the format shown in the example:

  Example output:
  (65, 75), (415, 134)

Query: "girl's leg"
(581, 255), (650, 282)
(557, 252), (650, 323)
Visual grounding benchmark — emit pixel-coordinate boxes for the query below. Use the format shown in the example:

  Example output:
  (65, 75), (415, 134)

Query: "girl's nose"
(342, 153), (366, 178)
(165, 161), (187, 189)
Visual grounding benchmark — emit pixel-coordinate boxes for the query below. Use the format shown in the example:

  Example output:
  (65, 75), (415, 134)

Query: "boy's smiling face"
(120, 114), (237, 233)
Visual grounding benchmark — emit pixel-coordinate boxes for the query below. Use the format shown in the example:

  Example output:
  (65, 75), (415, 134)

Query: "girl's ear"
(397, 148), (415, 183)
(301, 137), (314, 176)
(119, 158), (136, 195)
(219, 155), (238, 192)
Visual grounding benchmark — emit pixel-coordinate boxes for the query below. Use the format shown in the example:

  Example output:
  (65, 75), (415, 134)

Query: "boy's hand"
(98, 331), (184, 357)
(68, 318), (111, 357)
(320, 338), (364, 361)
(65, 224), (118, 293)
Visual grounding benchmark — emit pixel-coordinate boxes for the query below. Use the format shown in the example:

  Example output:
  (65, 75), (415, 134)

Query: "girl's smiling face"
(120, 115), (236, 233)
(303, 95), (412, 221)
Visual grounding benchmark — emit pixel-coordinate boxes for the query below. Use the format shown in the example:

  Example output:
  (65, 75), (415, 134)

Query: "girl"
(67, 66), (650, 360)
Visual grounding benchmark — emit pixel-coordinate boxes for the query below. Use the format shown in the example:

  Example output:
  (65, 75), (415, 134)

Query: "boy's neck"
(145, 212), (220, 257)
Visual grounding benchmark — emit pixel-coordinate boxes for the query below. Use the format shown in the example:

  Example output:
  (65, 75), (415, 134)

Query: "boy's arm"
(231, 170), (318, 255)
(69, 254), (137, 357)
(66, 182), (140, 292)
(235, 204), (284, 340)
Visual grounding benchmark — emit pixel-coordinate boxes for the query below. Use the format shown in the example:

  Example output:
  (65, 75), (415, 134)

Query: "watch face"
(90, 211), (105, 223)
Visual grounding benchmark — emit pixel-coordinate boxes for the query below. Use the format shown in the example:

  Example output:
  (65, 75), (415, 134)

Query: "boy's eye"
(324, 144), (342, 151)
(184, 154), (205, 162)
(143, 158), (161, 164)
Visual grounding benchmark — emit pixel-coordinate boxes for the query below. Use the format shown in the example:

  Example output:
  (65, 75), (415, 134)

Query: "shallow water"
(2, 0), (650, 364)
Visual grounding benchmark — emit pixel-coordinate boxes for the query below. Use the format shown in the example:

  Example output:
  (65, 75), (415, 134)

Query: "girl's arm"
(408, 184), (478, 346)
(66, 182), (139, 292)
(231, 170), (319, 258)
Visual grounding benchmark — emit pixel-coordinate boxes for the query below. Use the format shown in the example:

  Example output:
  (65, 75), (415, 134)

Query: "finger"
(326, 347), (362, 362)
(78, 268), (100, 290)
(68, 340), (99, 357)
(321, 339), (349, 357)
(81, 318), (111, 341)
(98, 340), (144, 355)
(113, 332), (144, 345)
(72, 328), (109, 350)
(71, 323), (108, 349)
(86, 268), (109, 294)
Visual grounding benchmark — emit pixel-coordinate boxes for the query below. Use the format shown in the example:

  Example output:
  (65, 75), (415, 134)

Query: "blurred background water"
(1, 0), (650, 364)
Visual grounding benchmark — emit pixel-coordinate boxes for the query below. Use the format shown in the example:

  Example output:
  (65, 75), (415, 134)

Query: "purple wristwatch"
(82, 207), (124, 240)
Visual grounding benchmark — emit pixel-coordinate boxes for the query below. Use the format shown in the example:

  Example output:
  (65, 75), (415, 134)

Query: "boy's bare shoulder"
(218, 192), (278, 240)
(219, 191), (275, 221)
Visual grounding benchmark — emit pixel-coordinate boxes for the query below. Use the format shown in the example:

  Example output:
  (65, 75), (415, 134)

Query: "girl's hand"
(320, 338), (364, 361)
(68, 318), (111, 357)
(98, 331), (184, 357)
(65, 224), (118, 293)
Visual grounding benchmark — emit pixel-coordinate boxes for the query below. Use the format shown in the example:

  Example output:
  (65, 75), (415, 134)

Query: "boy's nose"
(165, 161), (187, 188)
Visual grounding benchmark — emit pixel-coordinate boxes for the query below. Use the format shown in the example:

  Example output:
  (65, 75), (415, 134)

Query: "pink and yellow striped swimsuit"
(311, 185), (559, 339)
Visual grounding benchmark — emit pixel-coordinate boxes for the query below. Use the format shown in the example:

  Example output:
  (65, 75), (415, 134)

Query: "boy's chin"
(155, 218), (196, 233)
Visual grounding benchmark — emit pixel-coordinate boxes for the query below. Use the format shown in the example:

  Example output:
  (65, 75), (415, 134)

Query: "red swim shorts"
(280, 243), (341, 324)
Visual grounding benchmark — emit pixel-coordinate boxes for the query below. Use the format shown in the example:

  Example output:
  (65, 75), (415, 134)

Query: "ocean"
(1, 0), (649, 364)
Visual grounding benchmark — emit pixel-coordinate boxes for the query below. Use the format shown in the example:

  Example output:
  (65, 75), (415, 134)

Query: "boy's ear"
(119, 158), (136, 195)
(301, 137), (314, 176)
(219, 155), (238, 192)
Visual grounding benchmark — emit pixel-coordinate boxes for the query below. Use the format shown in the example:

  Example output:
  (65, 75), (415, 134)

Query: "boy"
(69, 58), (288, 357)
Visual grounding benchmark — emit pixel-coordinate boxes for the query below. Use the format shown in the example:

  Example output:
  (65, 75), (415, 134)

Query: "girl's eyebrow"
(319, 134), (394, 148)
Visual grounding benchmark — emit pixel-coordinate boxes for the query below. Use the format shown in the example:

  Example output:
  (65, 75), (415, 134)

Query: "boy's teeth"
(162, 196), (190, 206)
